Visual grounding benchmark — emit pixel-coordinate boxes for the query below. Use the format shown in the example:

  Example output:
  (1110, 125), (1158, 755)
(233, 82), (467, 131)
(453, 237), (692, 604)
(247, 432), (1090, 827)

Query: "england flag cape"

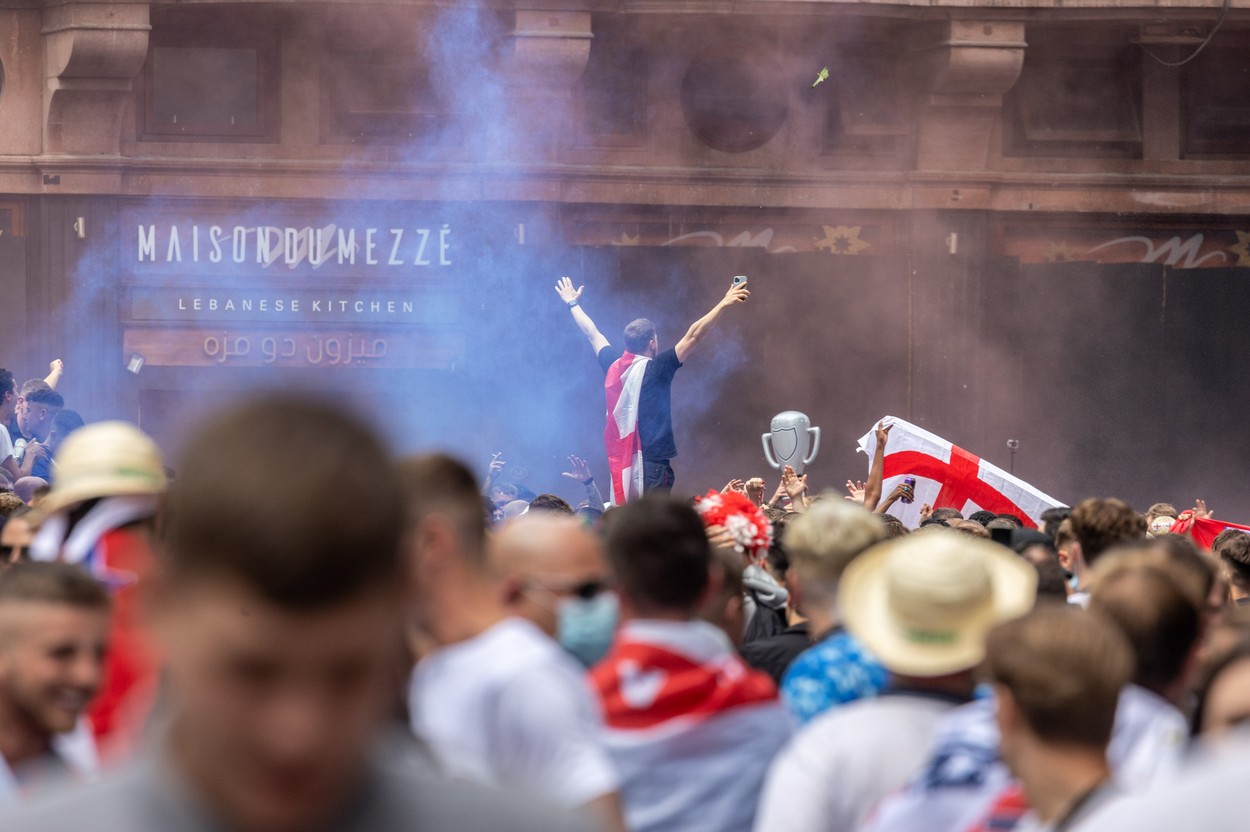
(29, 496), (161, 753)
(857, 416), (1065, 529)
(590, 620), (792, 832)
(604, 352), (648, 503)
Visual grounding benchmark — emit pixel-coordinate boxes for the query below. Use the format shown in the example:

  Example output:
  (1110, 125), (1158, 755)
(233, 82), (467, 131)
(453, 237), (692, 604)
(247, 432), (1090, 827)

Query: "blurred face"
(499, 519), (611, 638)
(45, 421), (73, 454)
(0, 601), (109, 736)
(154, 575), (402, 832)
(0, 383), (14, 421)
(1, 518), (34, 564)
(1200, 657), (1250, 740)
(16, 399), (59, 442)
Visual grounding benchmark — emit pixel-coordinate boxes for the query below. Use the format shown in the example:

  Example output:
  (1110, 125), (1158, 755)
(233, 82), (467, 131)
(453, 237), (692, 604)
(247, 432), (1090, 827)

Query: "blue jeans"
(642, 459), (675, 493)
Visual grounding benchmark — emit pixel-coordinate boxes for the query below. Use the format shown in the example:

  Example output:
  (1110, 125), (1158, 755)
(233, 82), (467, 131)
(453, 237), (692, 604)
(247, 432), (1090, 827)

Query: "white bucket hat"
(839, 531), (1037, 677)
(39, 421), (167, 515)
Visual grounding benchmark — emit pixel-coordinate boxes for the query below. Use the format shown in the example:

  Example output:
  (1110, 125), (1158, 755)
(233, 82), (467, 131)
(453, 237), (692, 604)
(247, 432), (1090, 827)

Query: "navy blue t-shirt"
(598, 345), (682, 461)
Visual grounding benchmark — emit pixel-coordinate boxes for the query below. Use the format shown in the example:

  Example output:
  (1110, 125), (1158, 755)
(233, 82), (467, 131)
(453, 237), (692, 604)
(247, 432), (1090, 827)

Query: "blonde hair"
(783, 497), (883, 591)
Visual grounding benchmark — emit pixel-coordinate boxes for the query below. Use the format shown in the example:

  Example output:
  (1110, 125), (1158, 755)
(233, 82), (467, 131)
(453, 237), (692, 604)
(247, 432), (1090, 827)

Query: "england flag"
(857, 416), (1065, 529)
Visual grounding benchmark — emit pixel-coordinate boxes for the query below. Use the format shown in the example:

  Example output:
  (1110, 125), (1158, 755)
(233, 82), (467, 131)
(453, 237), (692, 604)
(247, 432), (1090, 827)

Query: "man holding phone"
(555, 276), (749, 500)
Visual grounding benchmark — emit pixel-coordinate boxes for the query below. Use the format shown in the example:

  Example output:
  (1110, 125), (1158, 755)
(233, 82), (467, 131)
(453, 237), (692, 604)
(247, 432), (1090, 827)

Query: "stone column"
(502, 10), (592, 159)
(43, 2), (150, 156)
(909, 20), (1026, 175)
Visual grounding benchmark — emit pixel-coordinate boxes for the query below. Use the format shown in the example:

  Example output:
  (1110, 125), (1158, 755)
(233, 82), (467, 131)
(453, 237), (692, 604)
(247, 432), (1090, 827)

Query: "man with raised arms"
(555, 276), (748, 500)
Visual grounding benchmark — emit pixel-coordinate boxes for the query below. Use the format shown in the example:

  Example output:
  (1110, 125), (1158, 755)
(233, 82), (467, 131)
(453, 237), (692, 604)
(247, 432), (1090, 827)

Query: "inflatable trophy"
(762, 411), (821, 475)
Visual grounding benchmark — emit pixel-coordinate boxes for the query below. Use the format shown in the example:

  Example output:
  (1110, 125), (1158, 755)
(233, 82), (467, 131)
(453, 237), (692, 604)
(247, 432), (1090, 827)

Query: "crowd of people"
(1, 356), (1249, 832)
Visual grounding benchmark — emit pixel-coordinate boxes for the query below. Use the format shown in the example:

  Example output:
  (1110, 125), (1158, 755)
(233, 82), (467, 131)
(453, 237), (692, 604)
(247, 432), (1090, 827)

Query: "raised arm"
(481, 452), (506, 497)
(562, 455), (605, 512)
(44, 358), (64, 389)
(555, 277), (610, 355)
(874, 480), (915, 516)
(674, 284), (749, 364)
(862, 421), (892, 511)
(1, 455), (17, 484)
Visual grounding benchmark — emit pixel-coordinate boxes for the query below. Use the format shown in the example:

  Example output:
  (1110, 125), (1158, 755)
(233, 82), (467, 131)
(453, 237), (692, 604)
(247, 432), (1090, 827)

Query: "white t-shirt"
(408, 617), (619, 807)
(0, 423), (13, 467)
(1106, 684), (1188, 790)
(0, 718), (98, 811)
(754, 691), (961, 832)
(1086, 740), (1250, 831)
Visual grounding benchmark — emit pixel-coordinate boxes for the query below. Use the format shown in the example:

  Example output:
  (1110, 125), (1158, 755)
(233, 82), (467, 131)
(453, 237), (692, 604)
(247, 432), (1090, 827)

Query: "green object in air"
(812, 67), (830, 88)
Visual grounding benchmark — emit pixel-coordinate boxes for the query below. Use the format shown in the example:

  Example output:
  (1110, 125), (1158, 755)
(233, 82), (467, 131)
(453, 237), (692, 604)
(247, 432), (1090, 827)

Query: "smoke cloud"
(42, 5), (1245, 517)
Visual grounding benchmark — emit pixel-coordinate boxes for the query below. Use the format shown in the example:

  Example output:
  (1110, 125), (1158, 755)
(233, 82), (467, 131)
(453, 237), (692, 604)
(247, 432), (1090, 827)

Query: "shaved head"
(493, 515), (606, 587)
(492, 516), (611, 639)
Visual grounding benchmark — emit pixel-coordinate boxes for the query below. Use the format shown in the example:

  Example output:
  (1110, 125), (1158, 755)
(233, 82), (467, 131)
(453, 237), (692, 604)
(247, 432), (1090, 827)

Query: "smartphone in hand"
(732, 275), (749, 288)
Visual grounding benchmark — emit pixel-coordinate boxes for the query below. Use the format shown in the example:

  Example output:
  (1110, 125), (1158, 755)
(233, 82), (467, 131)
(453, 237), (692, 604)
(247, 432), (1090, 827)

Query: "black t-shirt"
(598, 345), (682, 461)
(739, 623), (812, 686)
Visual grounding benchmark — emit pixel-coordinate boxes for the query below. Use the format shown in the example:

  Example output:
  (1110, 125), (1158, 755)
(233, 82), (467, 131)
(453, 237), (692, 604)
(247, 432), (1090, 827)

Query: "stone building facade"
(1, 0), (1247, 502)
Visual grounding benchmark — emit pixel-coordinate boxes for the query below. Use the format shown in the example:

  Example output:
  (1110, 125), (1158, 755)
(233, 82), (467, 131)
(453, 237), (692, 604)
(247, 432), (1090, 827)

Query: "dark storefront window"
(321, 54), (446, 146)
(1182, 44), (1250, 158)
(576, 19), (649, 146)
(1004, 29), (1142, 159)
(821, 51), (910, 156)
(139, 27), (279, 142)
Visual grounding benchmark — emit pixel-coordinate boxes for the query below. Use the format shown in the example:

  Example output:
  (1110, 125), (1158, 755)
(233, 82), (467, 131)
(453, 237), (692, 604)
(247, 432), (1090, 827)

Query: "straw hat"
(839, 531), (1037, 677)
(40, 421), (167, 515)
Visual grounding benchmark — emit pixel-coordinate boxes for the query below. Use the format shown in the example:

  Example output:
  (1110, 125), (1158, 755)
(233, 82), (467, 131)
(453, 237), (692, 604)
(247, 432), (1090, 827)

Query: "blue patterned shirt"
(780, 627), (889, 724)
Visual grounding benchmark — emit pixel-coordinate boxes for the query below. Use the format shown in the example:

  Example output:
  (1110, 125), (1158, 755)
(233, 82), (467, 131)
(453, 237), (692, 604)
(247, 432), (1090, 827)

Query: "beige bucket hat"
(839, 531), (1037, 677)
(40, 421), (167, 515)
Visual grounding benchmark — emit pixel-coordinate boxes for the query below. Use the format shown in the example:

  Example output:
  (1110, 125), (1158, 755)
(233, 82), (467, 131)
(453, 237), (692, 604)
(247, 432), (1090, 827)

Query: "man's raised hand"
(720, 285), (750, 307)
(783, 467), (807, 499)
(555, 276), (584, 305)
(561, 455), (593, 482)
(487, 452), (506, 480)
(874, 420), (892, 446)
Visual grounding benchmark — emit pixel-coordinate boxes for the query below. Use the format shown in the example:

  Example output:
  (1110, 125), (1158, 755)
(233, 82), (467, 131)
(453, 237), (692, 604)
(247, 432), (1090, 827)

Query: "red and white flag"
(604, 353), (648, 503)
(1170, 513), (1250, 550)
(857, 416), (1065, 529)
(590, 620), (791, 832)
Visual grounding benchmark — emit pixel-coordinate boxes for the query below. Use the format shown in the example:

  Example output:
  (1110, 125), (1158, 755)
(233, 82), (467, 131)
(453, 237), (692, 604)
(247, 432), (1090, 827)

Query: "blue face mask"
(558, 591), (619, 668)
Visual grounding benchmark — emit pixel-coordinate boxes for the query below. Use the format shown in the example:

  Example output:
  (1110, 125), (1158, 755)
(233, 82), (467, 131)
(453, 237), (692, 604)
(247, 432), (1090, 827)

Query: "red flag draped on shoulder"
(605, 352), (649, 503)
(590, 620), (791, 832)
(857, 416), (1065, 529)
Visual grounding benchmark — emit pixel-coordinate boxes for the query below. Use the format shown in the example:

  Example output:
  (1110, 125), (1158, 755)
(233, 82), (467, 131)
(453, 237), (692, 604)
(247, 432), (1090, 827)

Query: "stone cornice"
(4, 155), (1250, 215)
(3, 0), (1246, 17)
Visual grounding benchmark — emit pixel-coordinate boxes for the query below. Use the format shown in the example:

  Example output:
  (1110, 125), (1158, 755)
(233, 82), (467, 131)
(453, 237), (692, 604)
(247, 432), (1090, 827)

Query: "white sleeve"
(0, 425), (12, 463)
(492, 665), (621, 807)
(753, 731), (842, 832)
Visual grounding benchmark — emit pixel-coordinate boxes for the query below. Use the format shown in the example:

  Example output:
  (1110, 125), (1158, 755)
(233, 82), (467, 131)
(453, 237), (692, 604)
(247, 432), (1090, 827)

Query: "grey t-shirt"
(0, 738), (594, 832)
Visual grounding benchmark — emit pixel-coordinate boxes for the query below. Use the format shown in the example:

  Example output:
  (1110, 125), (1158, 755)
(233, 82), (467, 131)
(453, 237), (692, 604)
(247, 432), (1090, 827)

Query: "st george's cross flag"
(604, 352), (649, 503)
(857, 416), (1065, 529)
